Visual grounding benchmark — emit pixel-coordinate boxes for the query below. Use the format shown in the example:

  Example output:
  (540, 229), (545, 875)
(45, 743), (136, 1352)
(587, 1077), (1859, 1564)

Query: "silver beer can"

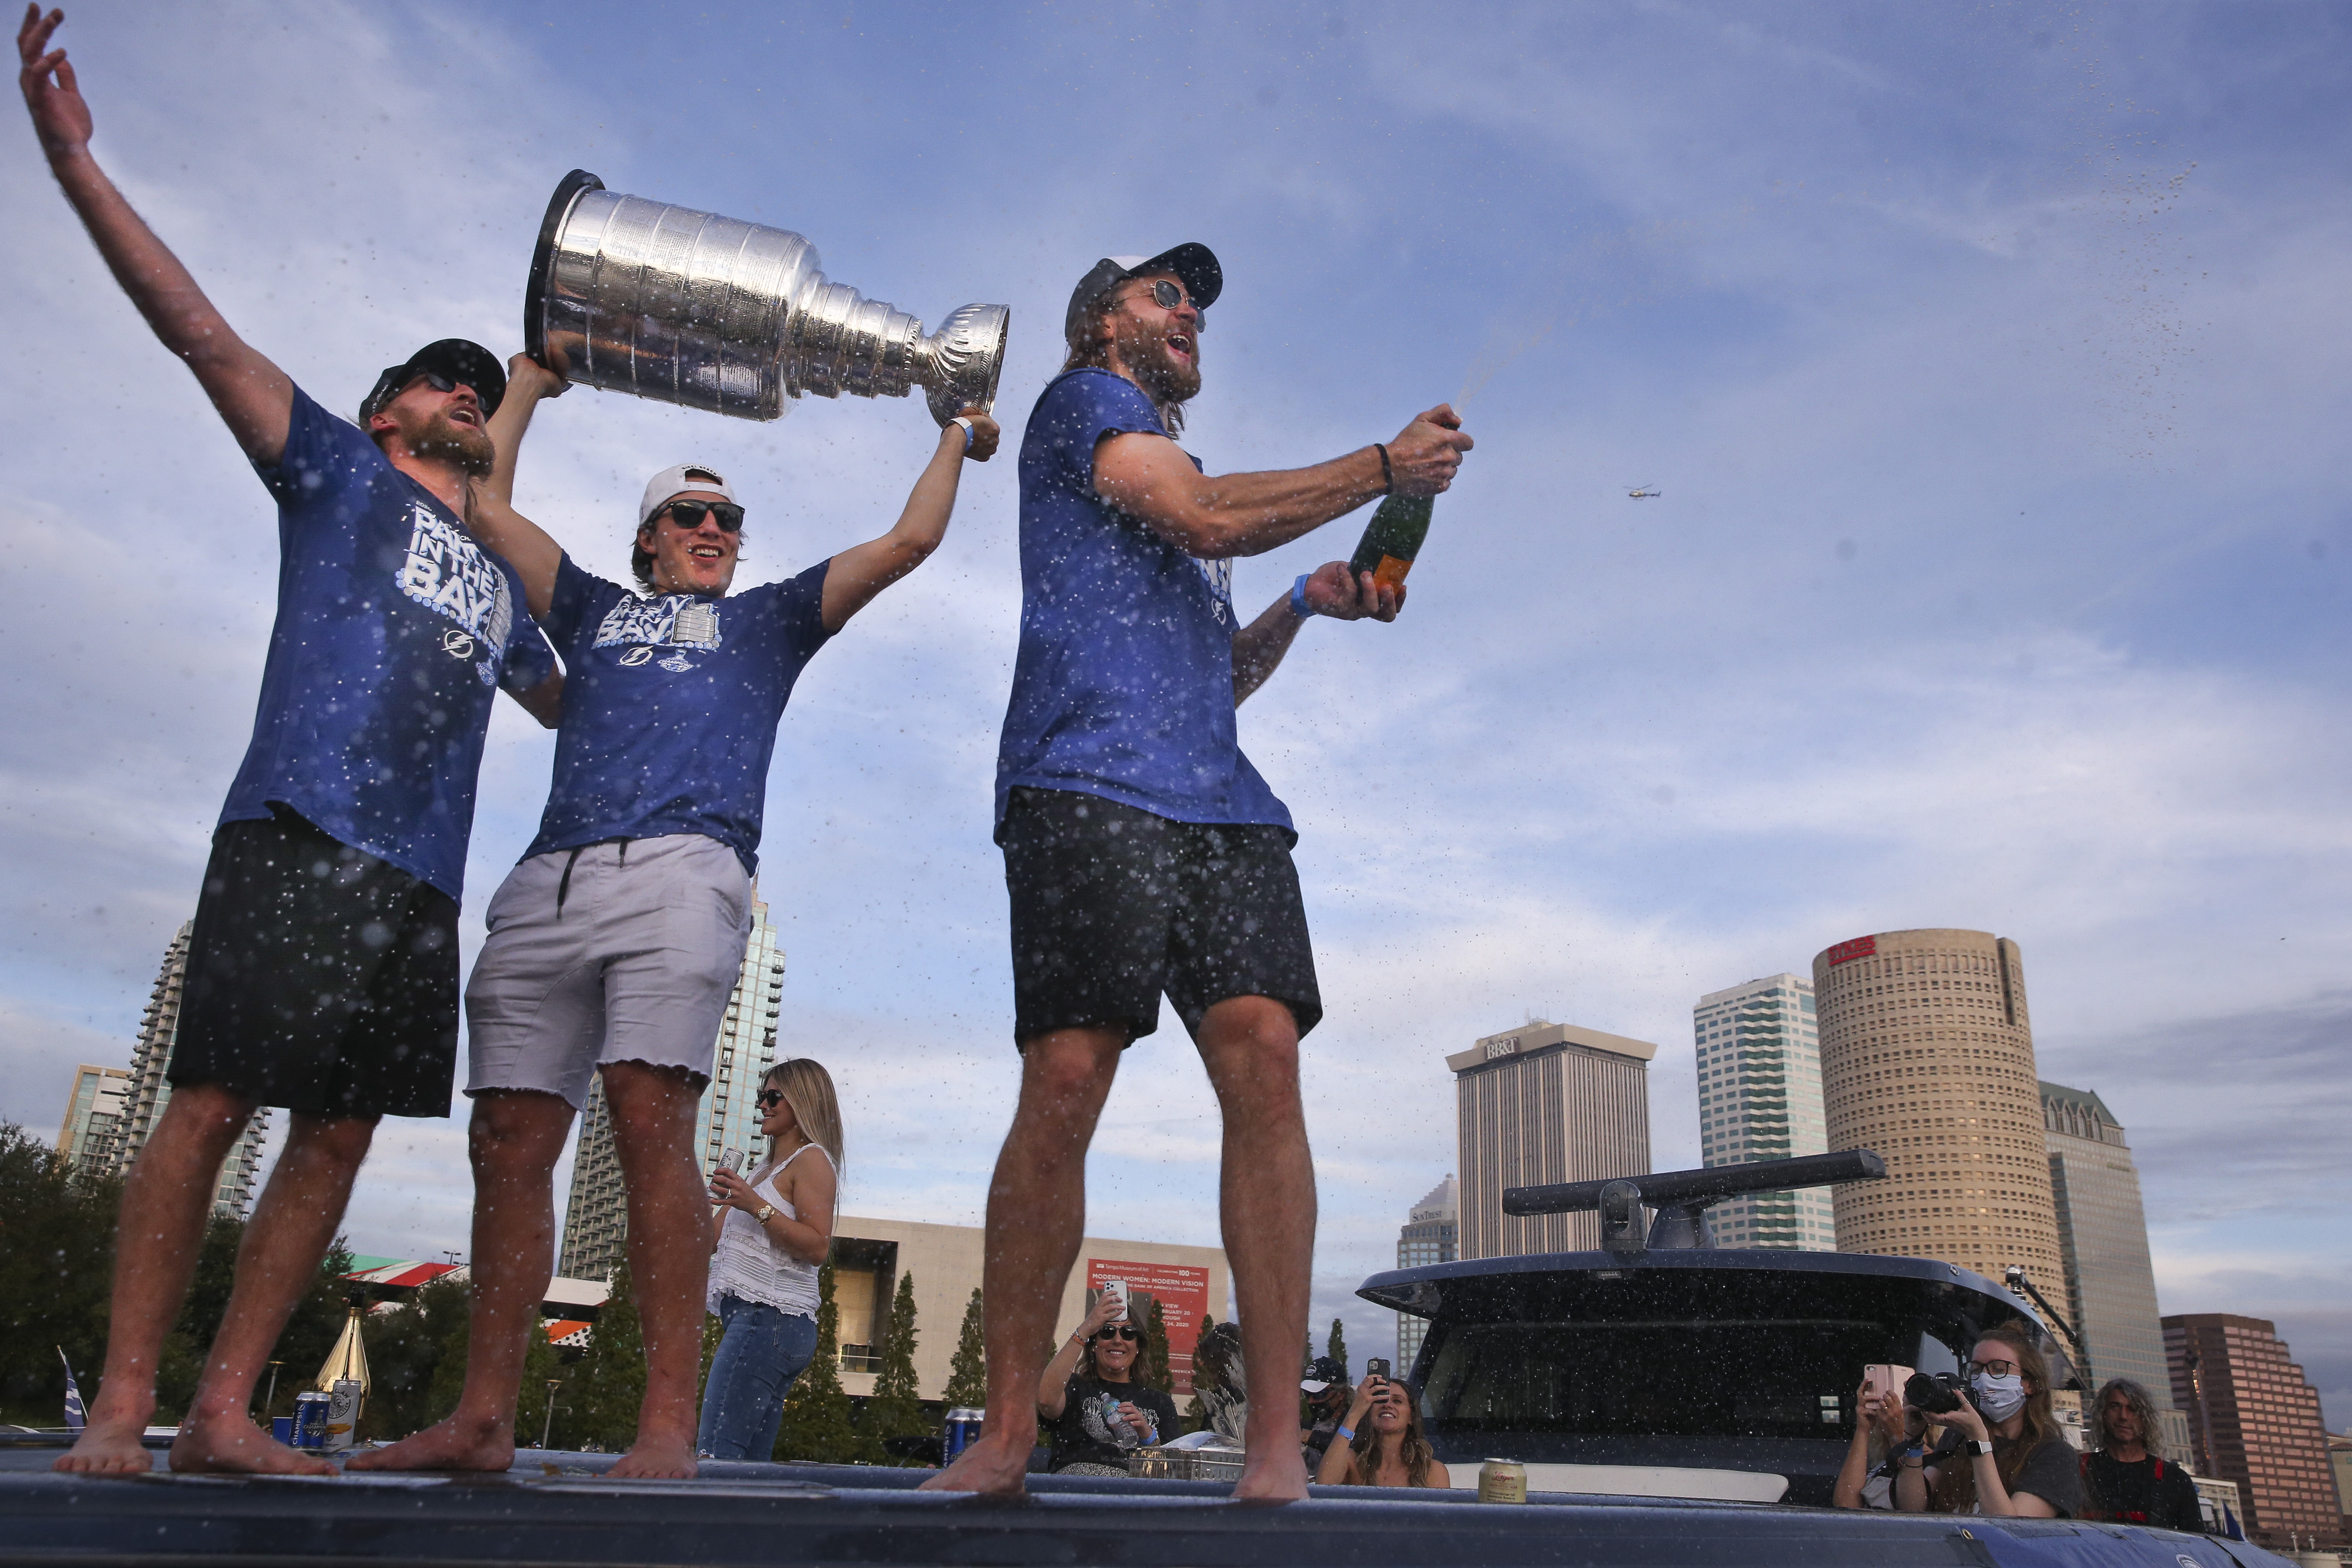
(323, 1378), (363, 1451)
(1478, 1457), (1528, 1504)
(290, 1391), (331, 1450)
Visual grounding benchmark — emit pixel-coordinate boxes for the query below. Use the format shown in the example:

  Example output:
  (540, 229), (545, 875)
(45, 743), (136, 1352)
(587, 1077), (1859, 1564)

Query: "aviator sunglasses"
(656, 499), (746, 533)
(1128, 279), (1205, 331)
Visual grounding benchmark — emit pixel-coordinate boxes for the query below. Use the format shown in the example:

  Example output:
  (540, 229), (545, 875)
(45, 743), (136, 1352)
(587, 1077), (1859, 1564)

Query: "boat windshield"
(1419, 1314), (1892, 1440)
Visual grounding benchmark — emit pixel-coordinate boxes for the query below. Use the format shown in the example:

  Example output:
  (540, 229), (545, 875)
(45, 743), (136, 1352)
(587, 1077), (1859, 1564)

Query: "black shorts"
(1000, 786), (1321, 1046)
(172, 806), (460, 1119)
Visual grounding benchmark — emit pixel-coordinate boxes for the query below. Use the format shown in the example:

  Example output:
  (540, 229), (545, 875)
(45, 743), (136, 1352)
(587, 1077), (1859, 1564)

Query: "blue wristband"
(1289, 573), (1314, 618)
(1333, 1424), (1354, 1441)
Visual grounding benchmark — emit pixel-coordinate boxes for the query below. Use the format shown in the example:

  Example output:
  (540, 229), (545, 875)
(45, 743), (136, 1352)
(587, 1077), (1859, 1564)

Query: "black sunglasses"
(1092, 1326), (1142, 1343)
(656, 499), (746, 533)
(755, 1089), (787, 1109)
(1128, 279), (1205, 331)
(410, 370), (487, 401)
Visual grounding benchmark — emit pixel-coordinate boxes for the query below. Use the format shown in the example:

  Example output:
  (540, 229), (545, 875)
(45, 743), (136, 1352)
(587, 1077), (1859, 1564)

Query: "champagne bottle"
(1348, 491), (1434, 590)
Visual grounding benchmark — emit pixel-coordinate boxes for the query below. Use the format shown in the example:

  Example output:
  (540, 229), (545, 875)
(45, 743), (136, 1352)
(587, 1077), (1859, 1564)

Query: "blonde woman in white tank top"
(697, 1059), (842, 1460)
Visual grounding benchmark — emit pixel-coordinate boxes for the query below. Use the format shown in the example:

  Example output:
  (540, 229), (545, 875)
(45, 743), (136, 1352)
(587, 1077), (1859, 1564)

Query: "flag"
(57, 1347), (85, 1432)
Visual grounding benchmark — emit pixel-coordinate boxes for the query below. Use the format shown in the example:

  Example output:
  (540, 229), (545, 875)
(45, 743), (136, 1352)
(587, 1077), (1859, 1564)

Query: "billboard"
(1088, 1257), (1212, 1396)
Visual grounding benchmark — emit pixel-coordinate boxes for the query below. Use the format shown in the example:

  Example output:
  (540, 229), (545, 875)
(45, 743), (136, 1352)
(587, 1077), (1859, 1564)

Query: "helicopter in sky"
(1627, 483), (1661, 499)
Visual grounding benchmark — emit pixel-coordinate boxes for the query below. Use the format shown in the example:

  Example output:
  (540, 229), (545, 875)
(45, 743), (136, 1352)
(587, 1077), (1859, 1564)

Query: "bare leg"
(55, 1084), (255, 1475)
(601, 1060), (710, 1479)
(171, 1110), (378, 1475)
(922, 1029), (1124, 1495)
(1196, 996), (1313, 1502)
(348, 1091), (574, 1471)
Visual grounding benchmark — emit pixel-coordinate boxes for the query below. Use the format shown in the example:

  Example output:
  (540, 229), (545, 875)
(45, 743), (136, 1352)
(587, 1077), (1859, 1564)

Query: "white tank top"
(707, 1143), (832, 1319)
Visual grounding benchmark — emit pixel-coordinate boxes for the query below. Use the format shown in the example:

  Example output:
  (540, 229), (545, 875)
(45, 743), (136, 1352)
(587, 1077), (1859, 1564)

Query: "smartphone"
(1862, 1363), (1912, 1403)
(1367, 1358), (1392, 1382)
(1100, 1278), (1128, 1318)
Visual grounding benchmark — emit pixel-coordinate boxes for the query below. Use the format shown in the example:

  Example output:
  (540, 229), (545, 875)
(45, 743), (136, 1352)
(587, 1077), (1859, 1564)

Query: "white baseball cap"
(639, 463), (737, 526)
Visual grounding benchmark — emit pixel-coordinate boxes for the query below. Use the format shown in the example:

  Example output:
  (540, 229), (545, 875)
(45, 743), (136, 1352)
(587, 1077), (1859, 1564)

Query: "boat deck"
(0, 1440), (2280, 1568)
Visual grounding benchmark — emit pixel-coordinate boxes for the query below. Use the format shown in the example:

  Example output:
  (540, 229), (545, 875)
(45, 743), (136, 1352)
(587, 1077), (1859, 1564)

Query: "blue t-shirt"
(994, 369), (1291, 833)
(218, 387), (556, 901)
(524, 555), (835, 874)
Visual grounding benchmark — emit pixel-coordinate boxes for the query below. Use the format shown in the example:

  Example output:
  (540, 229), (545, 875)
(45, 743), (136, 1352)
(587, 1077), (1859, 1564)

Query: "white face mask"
(1971, 1371), (2027, 1421)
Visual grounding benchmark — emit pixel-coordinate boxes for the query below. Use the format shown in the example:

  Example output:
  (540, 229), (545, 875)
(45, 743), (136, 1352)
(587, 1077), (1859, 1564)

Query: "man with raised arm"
(352, 356), (997, 1478)
(925, 246), (1471, 1500)
(20, 7), (562, 1477)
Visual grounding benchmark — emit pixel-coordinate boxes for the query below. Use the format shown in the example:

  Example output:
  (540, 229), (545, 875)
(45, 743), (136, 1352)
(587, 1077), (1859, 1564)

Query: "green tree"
(863, 1272), (928, 1462)
(1326, 1317), (1349, 1382)
(358, 1273), (470, 1440)
(1142, 1298), (1174, 1396)
(563, 1262), (644, 1451)
(0, 1123), (119, 1425)
(774, 1263), (860, 1462)
(942, 1288), (986, 1411)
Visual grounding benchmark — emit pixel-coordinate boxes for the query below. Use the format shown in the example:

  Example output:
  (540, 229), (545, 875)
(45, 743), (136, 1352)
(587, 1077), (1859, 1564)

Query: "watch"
(754, 1203), (777, 1223)
(1969, 1438), (1995, 1456)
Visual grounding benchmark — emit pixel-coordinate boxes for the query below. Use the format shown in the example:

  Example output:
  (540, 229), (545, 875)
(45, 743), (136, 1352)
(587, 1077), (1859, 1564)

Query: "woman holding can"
(1037, 1291), (1180, 1476)
(697, 1059), (841, 1460)
(1316, 1372), (1450, 1488)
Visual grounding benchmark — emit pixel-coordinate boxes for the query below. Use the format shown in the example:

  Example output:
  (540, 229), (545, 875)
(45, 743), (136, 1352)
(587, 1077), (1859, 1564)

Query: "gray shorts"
(465, 834), (752, 1107)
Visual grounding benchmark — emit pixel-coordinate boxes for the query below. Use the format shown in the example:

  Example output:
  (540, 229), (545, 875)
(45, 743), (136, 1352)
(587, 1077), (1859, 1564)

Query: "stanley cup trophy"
(524, 170), (1008, 425)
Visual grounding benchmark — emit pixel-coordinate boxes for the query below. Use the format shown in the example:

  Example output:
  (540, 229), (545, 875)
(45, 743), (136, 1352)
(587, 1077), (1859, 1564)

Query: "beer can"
(323, 1378), (363, 1451)
(1477, 1457), (1528, 1504)
(271, 1416), (293, 1446)
(943, 1408), (984, 1462)
(291, 1392), (331, 1450)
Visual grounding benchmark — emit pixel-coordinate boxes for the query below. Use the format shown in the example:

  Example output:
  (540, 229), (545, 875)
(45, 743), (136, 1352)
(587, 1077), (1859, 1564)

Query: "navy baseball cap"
(358, 339), (507, 424)
(1063, 244), (1223, 347)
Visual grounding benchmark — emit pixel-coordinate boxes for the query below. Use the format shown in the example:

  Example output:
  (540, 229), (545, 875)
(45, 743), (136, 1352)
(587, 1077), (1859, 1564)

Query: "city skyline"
(2042, 1079), (2192, 1463)
(0, 4), (2342, 1431)
(1692, 974), (1834, 1249)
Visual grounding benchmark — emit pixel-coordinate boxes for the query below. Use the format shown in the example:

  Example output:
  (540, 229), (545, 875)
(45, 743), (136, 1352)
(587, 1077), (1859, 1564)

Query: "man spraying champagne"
(925, 244), (1471, 1502)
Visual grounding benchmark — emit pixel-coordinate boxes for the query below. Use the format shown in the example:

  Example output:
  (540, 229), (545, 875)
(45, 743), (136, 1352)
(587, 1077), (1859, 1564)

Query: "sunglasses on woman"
(755, 1089), (787, 1109)
(655, 499), (746, 533)
(1091, 1326), (1142, 1343)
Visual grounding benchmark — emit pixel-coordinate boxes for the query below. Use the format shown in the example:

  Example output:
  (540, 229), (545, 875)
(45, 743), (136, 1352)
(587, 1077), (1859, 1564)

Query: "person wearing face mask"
(1038, 1291), (1181, 1476)
(1896, 1328), (2083, 1518)
(696, 1060), (843, 1461)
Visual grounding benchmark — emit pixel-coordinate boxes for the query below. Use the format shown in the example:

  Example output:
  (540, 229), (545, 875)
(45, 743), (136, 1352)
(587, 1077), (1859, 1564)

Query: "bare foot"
(918, 1429), (1031, 1496)
(54, 1409), (159, 1476)
(605, 1431), (697, 1480)
(347, 1411), (514, 1473)
(171, 1413), (335, 1475)
(1230, 1447), (1307, 1503)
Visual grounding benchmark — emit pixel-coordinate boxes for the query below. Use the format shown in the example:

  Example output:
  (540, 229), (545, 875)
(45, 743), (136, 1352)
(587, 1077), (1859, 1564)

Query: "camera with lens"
(1903, 1371), (1966, 1414)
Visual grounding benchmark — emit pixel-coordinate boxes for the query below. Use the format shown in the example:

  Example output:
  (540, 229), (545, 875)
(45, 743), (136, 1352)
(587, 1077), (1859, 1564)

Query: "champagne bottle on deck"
(1347, 491), (1434, 590)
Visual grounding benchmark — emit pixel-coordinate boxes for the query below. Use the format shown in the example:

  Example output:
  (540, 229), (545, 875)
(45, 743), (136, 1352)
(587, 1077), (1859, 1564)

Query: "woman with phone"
(1316, 1371), (1450, 1489)
(697, 1059), (842, 1460)
(1895, 1327), (2081, 1518)
(1833, 1372), (1928, 1508)
(1037, 1290), (1179, 1476)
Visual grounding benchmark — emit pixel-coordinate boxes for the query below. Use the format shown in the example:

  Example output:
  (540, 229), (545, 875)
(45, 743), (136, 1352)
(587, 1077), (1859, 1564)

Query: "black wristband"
(1375, 442), (1394, 495)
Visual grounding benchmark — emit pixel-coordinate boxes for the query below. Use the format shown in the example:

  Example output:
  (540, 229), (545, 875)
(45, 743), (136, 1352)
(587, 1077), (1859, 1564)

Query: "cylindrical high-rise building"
(1812, 929), (2071, 1323)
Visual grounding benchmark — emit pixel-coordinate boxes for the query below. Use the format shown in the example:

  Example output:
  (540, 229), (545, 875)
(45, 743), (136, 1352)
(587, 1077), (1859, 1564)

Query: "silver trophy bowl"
(524, 171), (1008, 425)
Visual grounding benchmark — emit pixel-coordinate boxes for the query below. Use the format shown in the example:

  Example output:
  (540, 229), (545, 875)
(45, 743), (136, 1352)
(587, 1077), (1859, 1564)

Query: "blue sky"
(2, 3), (2344, 1425)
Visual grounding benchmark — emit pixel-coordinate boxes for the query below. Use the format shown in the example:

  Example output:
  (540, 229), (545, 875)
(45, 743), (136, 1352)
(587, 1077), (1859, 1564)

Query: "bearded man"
(23, 6), (559, 1476)
(926, 245), (1472, 1499)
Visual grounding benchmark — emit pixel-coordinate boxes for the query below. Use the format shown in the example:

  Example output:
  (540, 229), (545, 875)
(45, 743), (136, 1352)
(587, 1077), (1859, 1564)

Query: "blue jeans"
(696, 1295), (819, 1460)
